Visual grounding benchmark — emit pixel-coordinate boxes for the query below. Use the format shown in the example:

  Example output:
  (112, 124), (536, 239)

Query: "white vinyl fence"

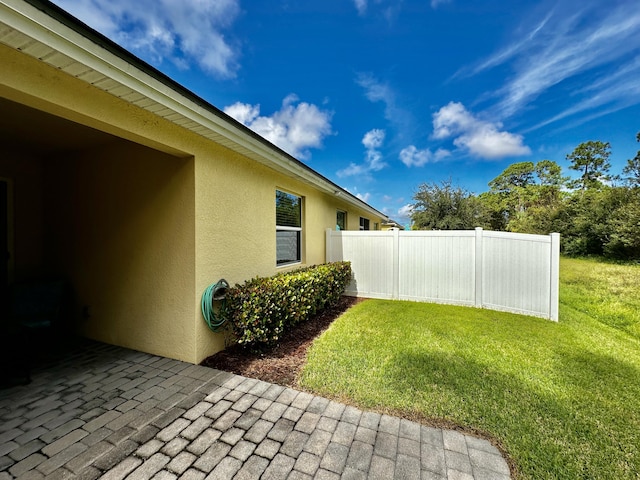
(326, 227), (560, 321)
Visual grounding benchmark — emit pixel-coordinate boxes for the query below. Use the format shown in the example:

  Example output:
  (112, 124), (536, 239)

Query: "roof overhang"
(0, 0), (387, 220)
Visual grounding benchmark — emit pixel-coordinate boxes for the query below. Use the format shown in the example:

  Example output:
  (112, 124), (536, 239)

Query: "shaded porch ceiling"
(0, 96), (119, 154)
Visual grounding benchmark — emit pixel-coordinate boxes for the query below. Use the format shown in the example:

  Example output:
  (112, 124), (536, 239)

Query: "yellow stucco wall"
(0, 42), (385, 363)
(192, 152), (385, 360)
(43, 143), (196, 361)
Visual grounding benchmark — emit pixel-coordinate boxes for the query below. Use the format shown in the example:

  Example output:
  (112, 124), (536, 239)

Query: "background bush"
(409, 135), (640, 261)
(225, 261), (352, 348)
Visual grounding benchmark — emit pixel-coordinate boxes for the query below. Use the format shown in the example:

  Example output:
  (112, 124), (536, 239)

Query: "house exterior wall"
(193, 152), (384, 359)
(44, 144), (197, 362)
(0, 43), (201, 362)
(0, 41), (386, 363)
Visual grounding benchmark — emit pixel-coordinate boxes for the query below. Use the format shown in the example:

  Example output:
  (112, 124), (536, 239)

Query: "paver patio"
(0, 340), (511, 479)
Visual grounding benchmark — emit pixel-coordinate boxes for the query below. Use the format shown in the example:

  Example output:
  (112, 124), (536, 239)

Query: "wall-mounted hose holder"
(201, 279), (229, 332)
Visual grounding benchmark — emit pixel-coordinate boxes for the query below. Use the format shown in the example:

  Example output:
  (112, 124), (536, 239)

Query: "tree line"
(411, 133), (640, 260)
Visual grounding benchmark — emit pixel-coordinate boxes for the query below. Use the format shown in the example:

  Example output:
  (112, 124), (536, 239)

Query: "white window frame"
(336, 210), (347, 231)
(359, 217), (370, 231)
(276, 189), (302, 266)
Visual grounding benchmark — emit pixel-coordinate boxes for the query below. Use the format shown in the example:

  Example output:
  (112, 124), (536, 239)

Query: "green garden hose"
(201, 279), (229, 332)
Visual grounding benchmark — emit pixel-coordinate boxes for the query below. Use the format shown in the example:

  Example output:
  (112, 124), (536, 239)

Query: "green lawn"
(299, 257), (640, 479)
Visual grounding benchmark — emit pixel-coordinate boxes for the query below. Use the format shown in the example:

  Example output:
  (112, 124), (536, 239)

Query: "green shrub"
(225, 262), (352, 348)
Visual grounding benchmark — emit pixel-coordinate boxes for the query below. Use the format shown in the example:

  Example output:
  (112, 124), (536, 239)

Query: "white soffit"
(0, 0), (386, 220)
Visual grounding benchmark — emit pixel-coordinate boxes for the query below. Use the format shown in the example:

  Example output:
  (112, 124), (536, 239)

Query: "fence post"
(392, 228), (400, 299)
(549, 232), (560, 321)
(475, 227), (483, 308)
(325, 228), (332, 263)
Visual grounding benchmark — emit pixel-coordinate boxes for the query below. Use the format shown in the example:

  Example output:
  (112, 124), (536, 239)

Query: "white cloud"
(356, 192), (371, 203)
(352, 0), (401, 21)
(394, 203), (414, 228)
(224, 94), (333, 160)
(357, 74), (394, 109)
(363, 129), (386, 171)
(430, 0), (451, 9)
(344, 186), (373, 204)
(337, 129), (387, 177)
(455, 11), (554, 81)
(432, 102), (530, 159)
(454, 126), (531, 159)
(466, 3), (640, 125)
(223, 103), (260, 125)
(353, 0), (367, 15)
(530, 56), (640, 131)
(336, 163), (368, 178)
(398, 204), (413, 218)
(52, 0), (241, 78)
(362, 129), (385, 150)
(432, 101), (475, 139)
(356, 74), (413, 133)
(399, 146), (451, 167)
(364, 149), (385, 171)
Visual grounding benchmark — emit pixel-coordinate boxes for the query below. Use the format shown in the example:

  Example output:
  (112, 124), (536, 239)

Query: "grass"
(299, 257), (640, 479)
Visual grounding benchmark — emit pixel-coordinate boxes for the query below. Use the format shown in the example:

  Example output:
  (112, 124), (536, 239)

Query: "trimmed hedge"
(225, 261), (352, 348)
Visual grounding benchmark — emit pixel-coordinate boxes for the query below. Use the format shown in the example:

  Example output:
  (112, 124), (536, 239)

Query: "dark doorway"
(0, 179), (8, 294)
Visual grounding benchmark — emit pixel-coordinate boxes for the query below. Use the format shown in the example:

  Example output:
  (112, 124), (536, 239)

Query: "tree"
(535, 159), (567, 188)
(477, 191), (508, 231)
(473, 140), (640, 259)
(532, 159), (567, 212)
(486, 162), (535, 227)
(488, 162), (535, 192)
(483, 160), (566, 234)
(411, 179), (489, 230)
(566, 141), (611, 190)
(604, 188), (640, 259)
(557, 186), (639, 258)
(622, 132), (640, 188)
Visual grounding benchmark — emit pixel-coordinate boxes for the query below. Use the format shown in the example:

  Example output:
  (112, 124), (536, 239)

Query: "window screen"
(276, 190), (302, 265)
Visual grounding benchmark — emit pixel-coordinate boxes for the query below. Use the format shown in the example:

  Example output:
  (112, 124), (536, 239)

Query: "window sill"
(277, 261), (302, 269)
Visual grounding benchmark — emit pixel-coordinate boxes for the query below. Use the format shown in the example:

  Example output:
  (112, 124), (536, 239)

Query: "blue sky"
(52, 0), (640, 226)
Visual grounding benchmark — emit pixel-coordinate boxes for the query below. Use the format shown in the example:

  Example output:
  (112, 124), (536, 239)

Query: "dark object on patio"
(9, 279), (68, 330)
(0, 320), (31, 388)
(0, 279), (70, 388)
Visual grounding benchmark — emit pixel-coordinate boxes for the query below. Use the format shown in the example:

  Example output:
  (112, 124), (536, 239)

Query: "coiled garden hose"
(201, 279), (230, 332)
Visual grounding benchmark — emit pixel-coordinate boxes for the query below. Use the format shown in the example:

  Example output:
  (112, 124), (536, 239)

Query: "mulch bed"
(200, 296), (365, 388)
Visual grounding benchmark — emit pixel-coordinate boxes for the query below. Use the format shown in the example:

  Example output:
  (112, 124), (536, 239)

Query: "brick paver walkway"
(0, 341), (511, 479)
